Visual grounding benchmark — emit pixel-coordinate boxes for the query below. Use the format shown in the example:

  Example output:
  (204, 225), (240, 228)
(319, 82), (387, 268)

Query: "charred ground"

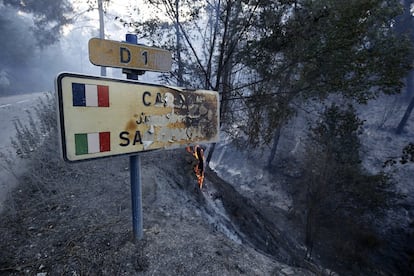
(0, 136), (313, 275)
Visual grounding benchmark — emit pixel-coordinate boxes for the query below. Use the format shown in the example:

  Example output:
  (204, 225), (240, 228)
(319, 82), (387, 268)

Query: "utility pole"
(98, 0), (107, 76)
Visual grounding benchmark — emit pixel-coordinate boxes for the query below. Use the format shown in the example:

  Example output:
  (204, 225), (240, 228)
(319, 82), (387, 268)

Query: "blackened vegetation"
(401, 143), (414, 164)
(292, 104), (405, 274)
(384, 142), (414, 167)
(177, 151), (312, 270)
(203, 168), (304, 266)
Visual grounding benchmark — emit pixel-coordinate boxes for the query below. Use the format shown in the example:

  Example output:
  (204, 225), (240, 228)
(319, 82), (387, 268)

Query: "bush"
(10, 92), (57, 159)
(296, 103), (400, 273)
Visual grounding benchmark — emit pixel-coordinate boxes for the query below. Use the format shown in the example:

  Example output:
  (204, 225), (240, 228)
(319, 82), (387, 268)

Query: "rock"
(281, 266), (295, 275)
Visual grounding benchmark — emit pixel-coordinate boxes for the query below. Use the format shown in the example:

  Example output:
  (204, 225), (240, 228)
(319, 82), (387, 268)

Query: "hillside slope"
(0, 138), (314, 275)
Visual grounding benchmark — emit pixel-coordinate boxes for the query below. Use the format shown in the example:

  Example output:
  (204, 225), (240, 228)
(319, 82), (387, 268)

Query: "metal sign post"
(130, 154), (142, 240)
(125, 34), (143, 241)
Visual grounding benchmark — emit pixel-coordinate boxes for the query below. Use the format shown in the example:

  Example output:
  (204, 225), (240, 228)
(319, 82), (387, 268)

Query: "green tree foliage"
(121, 0), (413, 166)
(240, 0), (413, 146)
(299, 104), (401, 271)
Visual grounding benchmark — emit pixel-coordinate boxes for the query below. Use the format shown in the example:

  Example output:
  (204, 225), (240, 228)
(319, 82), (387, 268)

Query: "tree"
(126, 0), (259, 164)
(121, 0), (412, 167)
(138, 0), (200, 86)
(396, 97), (414, 134)
(394, 0), (414, 134)
(395, 0), (414, 98)
(300, 104), (400, 269)
(129, 0), (203, 87)
(3, 0), (73, 47)
(239, 0), (413, 165)
(0, 0), (73, 94)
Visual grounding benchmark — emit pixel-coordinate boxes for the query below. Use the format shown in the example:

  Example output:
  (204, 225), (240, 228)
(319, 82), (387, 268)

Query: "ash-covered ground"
(0, 135), (315, 275)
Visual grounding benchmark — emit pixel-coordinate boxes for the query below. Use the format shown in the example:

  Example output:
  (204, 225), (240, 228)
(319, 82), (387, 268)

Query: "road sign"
(88, 38), (172, 72)
(56, 72), (220, 162)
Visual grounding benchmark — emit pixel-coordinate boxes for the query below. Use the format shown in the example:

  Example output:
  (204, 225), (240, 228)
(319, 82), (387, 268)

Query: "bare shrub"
(10, 92), (56, 159)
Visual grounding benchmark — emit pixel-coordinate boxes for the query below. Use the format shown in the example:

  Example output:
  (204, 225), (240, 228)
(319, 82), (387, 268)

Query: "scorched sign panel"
(56, 73), (220, 162)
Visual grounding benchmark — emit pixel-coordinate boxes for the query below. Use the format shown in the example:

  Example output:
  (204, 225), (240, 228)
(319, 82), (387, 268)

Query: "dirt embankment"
(165, 151), (319, 274)
(0, 145), (314, 275)
(204, 168), (304, 263)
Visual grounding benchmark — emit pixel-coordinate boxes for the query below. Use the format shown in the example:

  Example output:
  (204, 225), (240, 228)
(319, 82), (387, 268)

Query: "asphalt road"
(0, 92), (47, 213)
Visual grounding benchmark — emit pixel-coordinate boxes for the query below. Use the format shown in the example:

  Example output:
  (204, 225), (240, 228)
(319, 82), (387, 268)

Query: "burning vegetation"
(186, 145), (205, 189)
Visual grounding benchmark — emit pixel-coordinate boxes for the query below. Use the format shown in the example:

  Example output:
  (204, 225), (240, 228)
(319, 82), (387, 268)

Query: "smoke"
(0, 0), (160, 96)
(0, 1), (92, 95)
(0, 70), (10, 88)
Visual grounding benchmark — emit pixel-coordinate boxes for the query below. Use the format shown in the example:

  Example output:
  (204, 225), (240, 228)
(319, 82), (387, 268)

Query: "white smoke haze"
(0, 0), (157, 95)
(0, 70), (10, 88)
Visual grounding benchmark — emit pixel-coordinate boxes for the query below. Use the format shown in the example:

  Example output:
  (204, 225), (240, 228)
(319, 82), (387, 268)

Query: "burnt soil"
(0, 140), (314, 275)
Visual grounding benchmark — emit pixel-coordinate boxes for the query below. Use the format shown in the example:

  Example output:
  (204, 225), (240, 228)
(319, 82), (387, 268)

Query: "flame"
(186, 145), (205, 189)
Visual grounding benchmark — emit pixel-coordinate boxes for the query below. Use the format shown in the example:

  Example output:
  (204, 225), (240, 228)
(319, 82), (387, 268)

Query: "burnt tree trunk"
(174, 0), (184, 86)
(395, 1), (414, 132)
(405, 70), (414, 99)
(206, 142), (216, 167)
(305, 207), (314, 260)
(267, 127), (281, 169)
(396, 94), (414, 134)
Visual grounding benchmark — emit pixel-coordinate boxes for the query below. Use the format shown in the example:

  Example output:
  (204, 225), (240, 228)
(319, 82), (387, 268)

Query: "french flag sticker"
(72, 83), (109, 107)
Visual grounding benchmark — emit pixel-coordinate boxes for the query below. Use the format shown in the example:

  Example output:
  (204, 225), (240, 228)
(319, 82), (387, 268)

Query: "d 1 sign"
(56, 73), (220, 162)
(88, 38), (172, 72)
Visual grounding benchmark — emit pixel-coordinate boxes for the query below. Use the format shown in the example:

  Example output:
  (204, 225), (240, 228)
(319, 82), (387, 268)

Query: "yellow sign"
(88, 38), (172, 72)
(56, 73), (220, 162)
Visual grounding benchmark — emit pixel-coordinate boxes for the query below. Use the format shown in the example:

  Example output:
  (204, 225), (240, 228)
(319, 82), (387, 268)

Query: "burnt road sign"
(56, 72), (220, 162)
(88, 38), (172, 72)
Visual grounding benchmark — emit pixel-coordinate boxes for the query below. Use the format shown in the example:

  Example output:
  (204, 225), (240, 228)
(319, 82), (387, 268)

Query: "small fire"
(186, 145), (205, 189)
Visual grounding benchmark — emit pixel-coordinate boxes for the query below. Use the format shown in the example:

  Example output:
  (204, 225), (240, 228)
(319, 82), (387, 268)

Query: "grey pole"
(130, 154), (143, 240)
(98, 0), (106, 77)
(125, 34), (143, 241)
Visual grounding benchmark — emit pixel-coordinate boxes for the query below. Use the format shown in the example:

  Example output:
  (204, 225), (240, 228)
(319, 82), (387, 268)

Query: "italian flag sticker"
(72, 83), (109, 107)
(75, 132), (111, 155)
